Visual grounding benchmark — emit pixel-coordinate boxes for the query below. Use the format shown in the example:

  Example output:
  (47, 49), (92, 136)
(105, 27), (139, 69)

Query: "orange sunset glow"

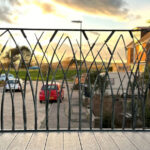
(0, 0), (150, 64)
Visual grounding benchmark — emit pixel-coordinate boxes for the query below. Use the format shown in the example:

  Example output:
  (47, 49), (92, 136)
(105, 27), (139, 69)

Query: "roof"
(127, 30), (150, 48)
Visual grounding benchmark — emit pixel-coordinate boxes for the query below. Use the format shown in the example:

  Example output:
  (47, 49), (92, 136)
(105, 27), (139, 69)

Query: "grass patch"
(0, 80), (5, 87)
(0, 69), (86, 81)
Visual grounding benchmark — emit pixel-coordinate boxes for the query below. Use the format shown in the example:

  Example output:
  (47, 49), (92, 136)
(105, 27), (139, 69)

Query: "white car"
(5, 79), (24, 92)
(0, 73), (15, 81)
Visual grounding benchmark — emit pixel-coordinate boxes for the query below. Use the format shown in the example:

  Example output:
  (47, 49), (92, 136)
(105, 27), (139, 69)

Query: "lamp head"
(72, 20), (82, 23)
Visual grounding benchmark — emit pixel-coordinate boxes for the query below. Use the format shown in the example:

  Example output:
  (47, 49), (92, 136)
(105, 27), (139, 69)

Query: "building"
(100, 72), (137, 96)
(127, 27), (150, 72)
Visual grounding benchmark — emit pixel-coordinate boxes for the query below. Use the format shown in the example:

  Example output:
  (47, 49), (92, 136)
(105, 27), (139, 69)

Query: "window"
(130, 48), (134, 63)
(42, 85), (58, 90)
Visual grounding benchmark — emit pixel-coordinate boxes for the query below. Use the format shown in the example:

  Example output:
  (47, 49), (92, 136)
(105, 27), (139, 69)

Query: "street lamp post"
(72, 20), (82, 68)
(72, 20), (82, 130)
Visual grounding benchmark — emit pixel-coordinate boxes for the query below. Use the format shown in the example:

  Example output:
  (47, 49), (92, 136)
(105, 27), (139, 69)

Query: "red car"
(39, 83), (64, 103)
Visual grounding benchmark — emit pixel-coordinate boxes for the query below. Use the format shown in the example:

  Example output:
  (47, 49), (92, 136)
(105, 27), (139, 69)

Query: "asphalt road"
(0, 81), (89, 130)
(0, 81), (46, 130)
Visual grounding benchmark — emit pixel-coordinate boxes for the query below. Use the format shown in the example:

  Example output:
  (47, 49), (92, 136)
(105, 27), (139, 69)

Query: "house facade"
(127, 27), (150, 72)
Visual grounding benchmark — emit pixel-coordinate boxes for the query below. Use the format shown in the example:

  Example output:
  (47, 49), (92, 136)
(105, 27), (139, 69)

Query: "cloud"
(128, 14), (141, 21)
(0, 0), (142, 25)
(0, 8), (12, 23)
(0, 0), (56, 24)
(33, 1), (55, 14)
(52, 0), (129, 19)
(8, 0), (21, 5)
(0, 0), (20, 23)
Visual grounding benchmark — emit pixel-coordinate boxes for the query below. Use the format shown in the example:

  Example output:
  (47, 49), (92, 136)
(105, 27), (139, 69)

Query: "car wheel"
(40, 100), (42, 103)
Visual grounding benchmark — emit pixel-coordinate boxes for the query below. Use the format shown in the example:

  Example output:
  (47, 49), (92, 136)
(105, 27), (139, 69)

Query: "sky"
(0, 0), (150, 63)
(0, 0), (150, 29)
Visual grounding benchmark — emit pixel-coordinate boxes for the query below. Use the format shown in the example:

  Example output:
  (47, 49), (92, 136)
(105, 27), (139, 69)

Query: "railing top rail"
(0, 28), (149, 32)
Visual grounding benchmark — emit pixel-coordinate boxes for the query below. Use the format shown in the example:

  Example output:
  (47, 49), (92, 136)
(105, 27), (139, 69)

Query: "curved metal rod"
(0, 38), (27, 130)
(132, 37), (150, 129)
(98, 34), (123, 129)
(47, 49), (66, 130)
(62, 36), (81, 129)
(76, 39), (94, 129)
(8, 30), (44, 130)
(33, 33), (56, 119)
(21, 31), (46, 130)
(45, 34), (64, 130)
(44, 39), (72, 129)
(118, 35), (148, 129)
(0, 30), (8, 37)
(97, 37), (122, 129)
(0, 61), (15, 130)
(51, 48), (71, 129)
(112, 58), (126, 96)
(98, 53), (115, 129)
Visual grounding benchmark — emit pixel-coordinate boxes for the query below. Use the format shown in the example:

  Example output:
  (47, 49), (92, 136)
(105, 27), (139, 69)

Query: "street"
(0, 81), (89, 130)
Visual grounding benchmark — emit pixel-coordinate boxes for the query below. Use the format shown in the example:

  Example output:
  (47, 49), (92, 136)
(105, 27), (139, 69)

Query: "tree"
(4, 46), (31, 68)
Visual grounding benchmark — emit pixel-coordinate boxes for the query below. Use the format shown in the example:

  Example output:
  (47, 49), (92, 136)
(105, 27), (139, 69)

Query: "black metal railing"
(0, 28), (150, 131)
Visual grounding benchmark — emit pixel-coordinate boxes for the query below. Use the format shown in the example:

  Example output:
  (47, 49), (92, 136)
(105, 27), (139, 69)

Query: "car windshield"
(0, 74), (14, 78)
(0, 74), (5, 77)
(8, 74), (14, 77)
(7, 80), (18, 84)
(42, 85), (58, 90)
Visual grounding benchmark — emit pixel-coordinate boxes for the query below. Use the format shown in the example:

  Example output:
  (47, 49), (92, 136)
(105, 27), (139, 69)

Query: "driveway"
(0, 80), (89, 130)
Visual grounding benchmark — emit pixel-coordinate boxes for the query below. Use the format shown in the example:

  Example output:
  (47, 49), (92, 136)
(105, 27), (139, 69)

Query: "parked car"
(0, 73), (15, 81)
(39, 82), (64, 103)
(29, 66), (40, 70)
(83, 84), (91, 97)
(5, 78), (24, 92)
(99, 72), (138, 96)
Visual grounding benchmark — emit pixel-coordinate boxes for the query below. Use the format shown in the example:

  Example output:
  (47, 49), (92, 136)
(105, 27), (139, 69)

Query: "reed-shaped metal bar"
(0, 28), (149, 132)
